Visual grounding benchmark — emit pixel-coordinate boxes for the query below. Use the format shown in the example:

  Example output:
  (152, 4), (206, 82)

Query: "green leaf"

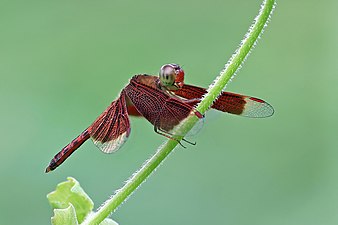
(51, 203), (78, 225)
(47, 177), (94, 223)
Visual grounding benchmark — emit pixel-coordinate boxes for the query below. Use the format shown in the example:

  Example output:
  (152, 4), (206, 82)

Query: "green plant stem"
(82, 0), (276, 224)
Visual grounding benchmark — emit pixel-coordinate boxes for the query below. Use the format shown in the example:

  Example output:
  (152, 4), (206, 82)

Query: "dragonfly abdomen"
(45, 129), (90, 172)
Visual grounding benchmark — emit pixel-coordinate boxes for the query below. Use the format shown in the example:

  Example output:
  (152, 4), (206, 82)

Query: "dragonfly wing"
(237, 96), (274, 118)
(125, 76), (201, 133)
(89, 91), (131, 153)
(174, 84), (274, 118)
(126, 105), (143, 116)
(155, 97), (194, 132)
(211, 92), (274, 118)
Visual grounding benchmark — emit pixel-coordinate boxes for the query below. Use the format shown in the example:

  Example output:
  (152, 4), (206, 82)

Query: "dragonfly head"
(159, 63), (185, 90)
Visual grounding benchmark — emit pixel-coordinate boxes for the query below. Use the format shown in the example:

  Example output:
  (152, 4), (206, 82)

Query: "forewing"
(125, 78), (197, 132)
(89, 91), (131, 153)
(174, 84), (274, 118)
(155, 97), (193, 132)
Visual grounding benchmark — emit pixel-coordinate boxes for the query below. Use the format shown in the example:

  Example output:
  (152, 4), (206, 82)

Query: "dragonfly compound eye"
(159, 64), (176, 87)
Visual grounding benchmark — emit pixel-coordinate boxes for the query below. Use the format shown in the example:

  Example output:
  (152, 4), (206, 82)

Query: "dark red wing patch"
(125, 77), (197, 132)
(173, 84), (206, 101)
(174, 84), (274, 118)
(154, 97), (194, 131)
(127, 105), (142, 117)
(89, 91), (131, 153)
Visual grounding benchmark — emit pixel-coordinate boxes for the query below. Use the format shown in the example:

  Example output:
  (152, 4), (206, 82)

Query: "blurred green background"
(1, 0), (337, 224)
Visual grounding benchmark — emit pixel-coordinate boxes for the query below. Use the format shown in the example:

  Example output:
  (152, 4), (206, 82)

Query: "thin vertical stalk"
(82, 1), (276, 224)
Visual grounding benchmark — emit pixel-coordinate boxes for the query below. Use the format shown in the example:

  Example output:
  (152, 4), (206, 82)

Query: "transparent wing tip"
(92, 129), (130, 154)
(242, 97), (274, 118)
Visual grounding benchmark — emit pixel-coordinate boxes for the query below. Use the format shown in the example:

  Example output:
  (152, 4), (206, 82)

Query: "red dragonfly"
(45, 64), (274, 172)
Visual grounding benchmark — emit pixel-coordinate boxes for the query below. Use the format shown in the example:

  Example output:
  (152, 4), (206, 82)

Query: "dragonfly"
(45, 63), (274, 172)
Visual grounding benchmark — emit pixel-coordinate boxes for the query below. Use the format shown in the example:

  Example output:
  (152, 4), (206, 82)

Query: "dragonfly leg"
(182, 137), (196, 146)
(154, 126), (186, 148)
(154, 126), (197, 147)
